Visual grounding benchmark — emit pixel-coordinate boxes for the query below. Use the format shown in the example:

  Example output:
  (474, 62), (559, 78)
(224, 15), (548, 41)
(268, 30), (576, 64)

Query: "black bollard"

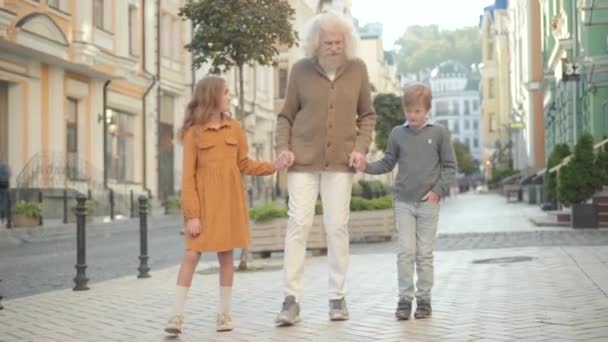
(109, 189), (115, 221)
(0, 279), (3, 310)
(6, 190), (11, 229)
(164, 194), (168, 215)
(62, 189), (68, 224)
(130, 190), (134, 218)
(137, 195), (151, 278)
(87, 189), (92, 200)
(38, 191), (43, 226)
(73, 193), (90, 291)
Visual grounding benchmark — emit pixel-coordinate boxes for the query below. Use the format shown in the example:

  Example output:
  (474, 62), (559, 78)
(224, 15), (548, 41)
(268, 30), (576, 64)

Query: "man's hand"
(186, 218), (202, 237)
(421, 191), (440, 204)
(354, 158), (367, 172)
(349, 151), (365, 170)
(276, 151), (295, 169)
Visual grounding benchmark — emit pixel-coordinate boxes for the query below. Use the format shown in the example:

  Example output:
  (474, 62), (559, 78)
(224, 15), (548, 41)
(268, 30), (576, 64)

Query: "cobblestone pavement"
(1, 246), (607, 341)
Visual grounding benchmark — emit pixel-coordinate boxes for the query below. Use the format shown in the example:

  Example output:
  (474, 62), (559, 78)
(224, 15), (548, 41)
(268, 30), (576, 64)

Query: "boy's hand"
(354, 158), (367, 172)
(421, 191), (440, 204)
(186, 218), (202, 237)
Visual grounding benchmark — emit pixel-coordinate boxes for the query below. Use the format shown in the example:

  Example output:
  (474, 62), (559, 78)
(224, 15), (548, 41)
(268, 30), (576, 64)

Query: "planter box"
(12, 214), (39, 228)
(571, 203), (598, 229)
(249, 209), (395, 258)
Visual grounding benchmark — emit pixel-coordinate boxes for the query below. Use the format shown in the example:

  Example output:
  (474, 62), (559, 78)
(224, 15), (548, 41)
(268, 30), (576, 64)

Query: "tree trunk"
(236, 63), (249, 271)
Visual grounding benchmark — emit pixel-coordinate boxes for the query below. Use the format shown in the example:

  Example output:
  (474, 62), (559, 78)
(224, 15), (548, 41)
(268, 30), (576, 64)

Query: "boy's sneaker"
(395, 298), (412, 320)
(329, 298), (349, 321)
(164, 314), (183, 335)
(216, 313), (234, 332)
(275, 295), (300, 326)
(414, 300), (432, 319)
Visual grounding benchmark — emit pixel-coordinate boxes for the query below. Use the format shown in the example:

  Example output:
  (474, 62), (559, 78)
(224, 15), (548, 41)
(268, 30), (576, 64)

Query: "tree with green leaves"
(452, 142), (476, 176)
(545, 143), (571, 204)
(558, 133), (600, 206)
(179, 0), (298, 120)
(395, 25), (481, 75)
(372, 93), (403, 151)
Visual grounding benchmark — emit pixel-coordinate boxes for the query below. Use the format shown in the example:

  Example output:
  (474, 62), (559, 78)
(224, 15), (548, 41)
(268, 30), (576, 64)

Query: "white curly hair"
(301, 10), (358, 60)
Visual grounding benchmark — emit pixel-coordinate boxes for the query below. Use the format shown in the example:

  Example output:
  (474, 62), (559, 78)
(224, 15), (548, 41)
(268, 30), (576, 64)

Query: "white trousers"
(283, 172), (353, 302)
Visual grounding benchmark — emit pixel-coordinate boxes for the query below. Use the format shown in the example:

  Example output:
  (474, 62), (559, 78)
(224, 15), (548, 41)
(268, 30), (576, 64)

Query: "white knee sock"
(173, 285), (189, 316)
(219, 286), (232, 314)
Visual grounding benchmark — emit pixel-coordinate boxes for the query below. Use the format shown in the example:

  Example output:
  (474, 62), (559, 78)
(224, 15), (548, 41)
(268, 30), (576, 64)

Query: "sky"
(351, 0), (493, 50)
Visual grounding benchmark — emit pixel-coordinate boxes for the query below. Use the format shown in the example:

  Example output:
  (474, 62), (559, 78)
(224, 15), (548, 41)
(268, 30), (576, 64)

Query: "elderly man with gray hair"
(274, 10), (376, 326)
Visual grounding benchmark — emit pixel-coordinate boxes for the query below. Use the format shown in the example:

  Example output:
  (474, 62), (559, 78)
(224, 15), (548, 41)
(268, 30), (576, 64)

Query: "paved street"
(1, 193), (607, 341)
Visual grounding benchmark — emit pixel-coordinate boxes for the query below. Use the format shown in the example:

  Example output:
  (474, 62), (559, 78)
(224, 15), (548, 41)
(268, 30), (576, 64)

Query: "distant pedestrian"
(355, 82), (457, 320)
(0, 162), (10, 226)
(164, 76), (283, 335)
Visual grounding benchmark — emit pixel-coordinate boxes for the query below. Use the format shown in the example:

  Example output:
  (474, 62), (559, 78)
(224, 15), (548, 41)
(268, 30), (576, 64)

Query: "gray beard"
(319, 55), (345, 72)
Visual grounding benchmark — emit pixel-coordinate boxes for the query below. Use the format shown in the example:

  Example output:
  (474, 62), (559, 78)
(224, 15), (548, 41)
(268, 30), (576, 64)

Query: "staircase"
(592, 192), (608, 227)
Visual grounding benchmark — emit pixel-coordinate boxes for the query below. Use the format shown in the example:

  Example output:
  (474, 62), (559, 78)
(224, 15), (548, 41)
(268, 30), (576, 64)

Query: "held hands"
(274, 150), (295, 170)
(349, 151), (367, 172)
(186, 218), (202, 237)
(421, 191), (440, 204)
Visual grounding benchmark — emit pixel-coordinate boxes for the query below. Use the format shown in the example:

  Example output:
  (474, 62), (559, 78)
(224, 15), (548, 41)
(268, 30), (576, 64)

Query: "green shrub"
(350, 196), (393, 211)
(70, 199), (96, 214)
(545, 143), (571, 203)
(166, 195), (181, 209)
(249, 203), (287, 223)
(488, 167), (519, 189)
(12, 200), (42, 218)
(358, 180), (389, 199)
(351, 181), (363, 197)
(558, 133), (601, 205)
(596, 143), (608, 187)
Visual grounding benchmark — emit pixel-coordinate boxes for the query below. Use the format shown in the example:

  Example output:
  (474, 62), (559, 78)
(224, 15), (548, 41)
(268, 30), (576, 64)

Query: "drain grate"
(472, 256), (534, 264)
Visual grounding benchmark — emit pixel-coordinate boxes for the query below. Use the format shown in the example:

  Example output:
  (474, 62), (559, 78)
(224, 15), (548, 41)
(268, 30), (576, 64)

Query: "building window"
(464, 119), (470, 130)
(106, 109), (135, 182)
(474, 138), (479, 148)
(93, 0), (105, 29)
(472, 99), (479, 111)
(278, 68), (288, 99)
(453, 121), (460, 134)
(490, 114), (497, 132)
(465, 137), (471, 146)
(464, 100), (470, 115)
(47, 0), (59, 9)
(129, 5), (139, 56)
(161, 14), (171, 59)
(452, 100), (460, 115)
(473, 120), (479, 130)
(488, 79), (495, 99)
(435, 100), (449, 116)
(66, 98), (79, 179)
(487, 42), (494, 60)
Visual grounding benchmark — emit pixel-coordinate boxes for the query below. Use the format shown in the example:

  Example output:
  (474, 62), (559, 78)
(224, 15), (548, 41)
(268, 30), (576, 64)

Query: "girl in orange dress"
(165, 75), (280, 335)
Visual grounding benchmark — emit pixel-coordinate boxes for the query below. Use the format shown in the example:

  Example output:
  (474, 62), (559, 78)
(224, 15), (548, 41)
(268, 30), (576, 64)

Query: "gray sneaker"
(275, 295), (300, 326)
(329, 298), (349, 321)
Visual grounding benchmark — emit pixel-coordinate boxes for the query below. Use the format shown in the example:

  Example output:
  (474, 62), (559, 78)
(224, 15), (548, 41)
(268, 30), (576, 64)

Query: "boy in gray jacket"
(356, 82), (456, 320)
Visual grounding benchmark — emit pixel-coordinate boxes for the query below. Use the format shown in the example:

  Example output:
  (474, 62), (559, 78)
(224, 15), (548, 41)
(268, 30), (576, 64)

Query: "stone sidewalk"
(2, 245), (608, 341)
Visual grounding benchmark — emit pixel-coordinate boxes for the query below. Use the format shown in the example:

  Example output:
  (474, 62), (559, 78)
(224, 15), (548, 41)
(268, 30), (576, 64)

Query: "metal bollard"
(164, 194), (168, 215)
(38, 191), (43, 226)
(0, 279), (3, 310)
(6, 190), (11, 229)
(62, 189), (68, 224)
(73, 193), (90, 291)
(109, 189), (115, 221)
(130, 190), (135, 218)
(137, 195), (151, 278)
(87, 189), (92, 200)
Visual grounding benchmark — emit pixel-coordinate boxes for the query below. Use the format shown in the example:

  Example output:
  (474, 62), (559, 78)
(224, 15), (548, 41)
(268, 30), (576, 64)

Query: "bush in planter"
(351, 182), (363, 197)
(544, 143), (571, 204)
(359, 180), (389, 199)
(596, 143), (608, 187)
(350, 196), (393, 211)
(558, 133), (601, 228)
(69, 199), (96, 222)
(165, 195), (182, 215)
(249, 203), (287, 223)
(12, 200), (42, 227)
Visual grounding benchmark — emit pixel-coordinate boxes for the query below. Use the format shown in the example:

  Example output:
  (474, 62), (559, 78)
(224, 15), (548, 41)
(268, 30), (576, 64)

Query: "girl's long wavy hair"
(178, 75), (227, 142)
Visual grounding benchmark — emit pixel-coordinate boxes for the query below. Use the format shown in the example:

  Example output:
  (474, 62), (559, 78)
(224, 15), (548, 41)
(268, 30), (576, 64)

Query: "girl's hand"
(186, 218), (202, 237)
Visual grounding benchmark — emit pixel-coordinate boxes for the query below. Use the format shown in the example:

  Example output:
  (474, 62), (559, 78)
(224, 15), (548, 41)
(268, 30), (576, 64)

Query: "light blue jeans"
(394, 200), (440, 302)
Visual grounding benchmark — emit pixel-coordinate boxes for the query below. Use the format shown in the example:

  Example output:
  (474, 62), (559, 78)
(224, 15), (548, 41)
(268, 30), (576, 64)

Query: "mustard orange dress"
(181, 117), (275, 252)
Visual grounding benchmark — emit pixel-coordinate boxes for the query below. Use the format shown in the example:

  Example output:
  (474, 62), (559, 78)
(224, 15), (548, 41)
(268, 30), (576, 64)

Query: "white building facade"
(430, 61), (483, 161)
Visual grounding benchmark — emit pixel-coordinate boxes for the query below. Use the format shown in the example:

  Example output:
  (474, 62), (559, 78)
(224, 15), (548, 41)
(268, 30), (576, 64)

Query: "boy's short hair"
(402, 82), (432, 110)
